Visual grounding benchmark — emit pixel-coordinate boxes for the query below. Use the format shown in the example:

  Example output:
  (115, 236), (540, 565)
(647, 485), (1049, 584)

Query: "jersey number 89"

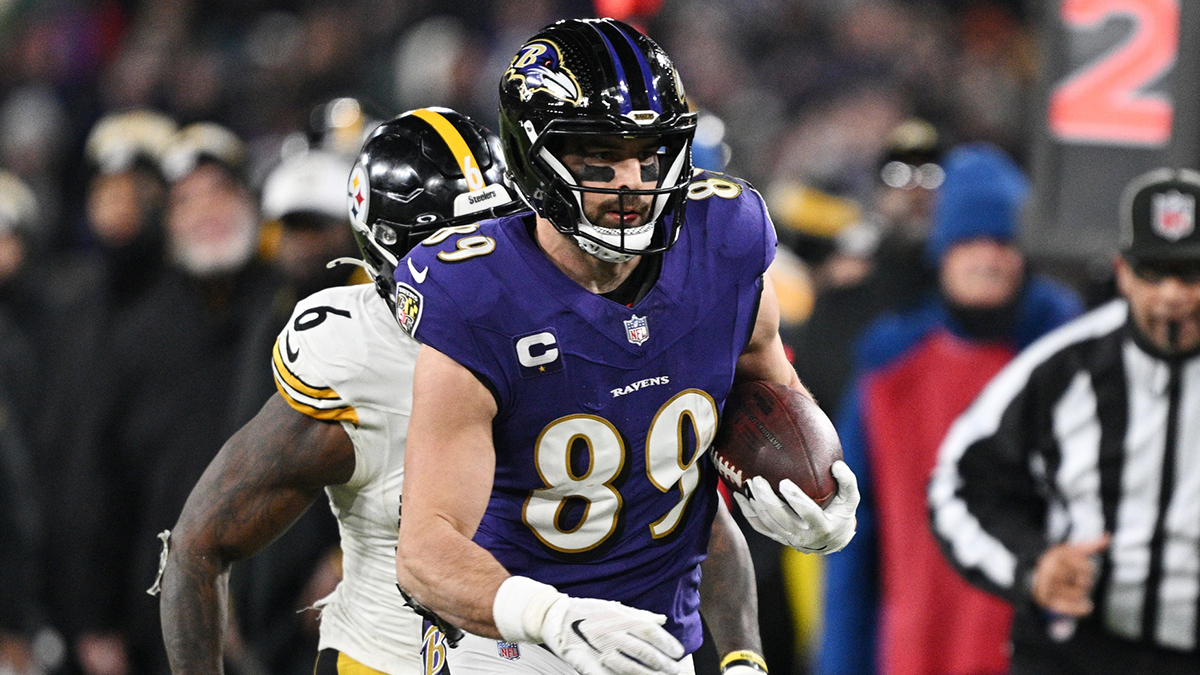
(523, 389), (718, 553)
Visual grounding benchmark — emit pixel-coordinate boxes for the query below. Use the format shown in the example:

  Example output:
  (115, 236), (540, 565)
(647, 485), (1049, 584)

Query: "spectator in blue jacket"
(818, 143), (1083, 675)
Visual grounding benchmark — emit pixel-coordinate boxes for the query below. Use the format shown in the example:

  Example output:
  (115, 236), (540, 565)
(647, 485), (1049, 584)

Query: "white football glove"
(732, 460), (859, 554)
(494, 576), (684, 675)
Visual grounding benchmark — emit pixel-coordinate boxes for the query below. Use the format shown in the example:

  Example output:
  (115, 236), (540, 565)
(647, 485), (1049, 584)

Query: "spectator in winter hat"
(818, 142), (1083, 675)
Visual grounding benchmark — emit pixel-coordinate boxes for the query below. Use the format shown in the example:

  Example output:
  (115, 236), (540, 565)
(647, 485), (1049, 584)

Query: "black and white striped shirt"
(929, 299), (1200, 652)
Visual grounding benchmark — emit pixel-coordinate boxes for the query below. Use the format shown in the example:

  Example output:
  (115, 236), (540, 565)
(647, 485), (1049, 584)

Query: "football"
(711, 380), (842, 508)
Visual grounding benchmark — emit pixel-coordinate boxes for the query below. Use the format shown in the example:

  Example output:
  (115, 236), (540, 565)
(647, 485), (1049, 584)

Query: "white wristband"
(492, 576), (565, 643)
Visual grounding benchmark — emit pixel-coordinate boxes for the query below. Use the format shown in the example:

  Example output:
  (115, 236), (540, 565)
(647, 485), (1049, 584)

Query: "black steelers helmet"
(498, 18), (697, 263)
(347, 107), (524, 309)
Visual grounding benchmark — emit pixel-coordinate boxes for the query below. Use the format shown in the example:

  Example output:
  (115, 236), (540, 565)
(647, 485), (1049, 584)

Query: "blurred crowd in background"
(0, 0), (1032, 255)
(0, 2), (1104, 675)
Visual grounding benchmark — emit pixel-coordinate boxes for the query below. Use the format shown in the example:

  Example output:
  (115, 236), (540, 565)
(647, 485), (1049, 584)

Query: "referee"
(928, 167), (1200, 674)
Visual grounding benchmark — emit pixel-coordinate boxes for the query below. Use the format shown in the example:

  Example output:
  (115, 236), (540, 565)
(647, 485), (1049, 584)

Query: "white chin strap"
(574, 235), (636, 263)
(573, 220), (655, 263)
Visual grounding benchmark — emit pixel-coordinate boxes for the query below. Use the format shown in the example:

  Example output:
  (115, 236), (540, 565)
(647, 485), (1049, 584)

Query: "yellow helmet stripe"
(410, 108), (484, 191)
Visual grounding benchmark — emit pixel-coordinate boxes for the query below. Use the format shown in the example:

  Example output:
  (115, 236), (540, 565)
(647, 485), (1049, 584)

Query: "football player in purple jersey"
(393, 18), (860, 675)
(157, 107), (765, 675)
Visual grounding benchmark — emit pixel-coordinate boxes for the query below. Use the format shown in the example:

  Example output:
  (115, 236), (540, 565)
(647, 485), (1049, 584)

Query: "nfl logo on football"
(496, 641), (520, 660)
(624, 314), (650, 346)
(1152, 189), (1195, 241)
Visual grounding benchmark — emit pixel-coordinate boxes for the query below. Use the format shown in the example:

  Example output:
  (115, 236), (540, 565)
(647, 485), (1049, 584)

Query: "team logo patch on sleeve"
(395, 283), (423, 336)
(514, 329), (563, 378)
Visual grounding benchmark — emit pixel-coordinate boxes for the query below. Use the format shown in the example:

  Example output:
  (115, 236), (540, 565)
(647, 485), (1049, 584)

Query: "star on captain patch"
(624, 314), (649, 346)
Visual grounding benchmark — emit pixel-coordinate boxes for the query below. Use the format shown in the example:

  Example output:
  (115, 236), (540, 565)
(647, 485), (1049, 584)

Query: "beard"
(585, 193), (652, 230)
(169, 218), (259, 278)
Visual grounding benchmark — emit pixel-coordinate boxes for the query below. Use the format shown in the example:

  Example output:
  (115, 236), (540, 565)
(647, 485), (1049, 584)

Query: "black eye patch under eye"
(577, 164), (616, 182)
(641, 161), (659, 182)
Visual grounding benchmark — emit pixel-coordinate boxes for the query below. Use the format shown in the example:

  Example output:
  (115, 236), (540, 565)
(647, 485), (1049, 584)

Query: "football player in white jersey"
(157, 107), (767, 675)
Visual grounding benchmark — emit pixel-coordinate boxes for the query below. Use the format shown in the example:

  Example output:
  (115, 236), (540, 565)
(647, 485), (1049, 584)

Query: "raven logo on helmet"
(498, 19), (697, 264)
(505, 41), (582, 106)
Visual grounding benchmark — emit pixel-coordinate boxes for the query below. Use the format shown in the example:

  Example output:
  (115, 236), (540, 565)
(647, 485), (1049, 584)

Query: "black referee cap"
(1119, 168), (1200, 262)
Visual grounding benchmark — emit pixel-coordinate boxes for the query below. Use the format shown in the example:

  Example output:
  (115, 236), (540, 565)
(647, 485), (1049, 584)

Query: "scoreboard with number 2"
(1026, 0), (1200, 263)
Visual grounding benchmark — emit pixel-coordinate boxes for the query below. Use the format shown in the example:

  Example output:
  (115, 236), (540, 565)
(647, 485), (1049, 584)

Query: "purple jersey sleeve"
(392, 228), (516, 401)
(704, 175), (777, 282)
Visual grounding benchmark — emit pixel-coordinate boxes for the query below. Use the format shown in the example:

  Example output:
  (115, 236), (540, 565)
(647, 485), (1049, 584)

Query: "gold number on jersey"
(437, 235), (495, 263)
(422, 224), (480, 246)
(687, 177), (742, 201)
(523, 389), (718, 553)
(645, 390), (718, 538)
(524, 415), (625, 553)
(421, 223), (496, 263)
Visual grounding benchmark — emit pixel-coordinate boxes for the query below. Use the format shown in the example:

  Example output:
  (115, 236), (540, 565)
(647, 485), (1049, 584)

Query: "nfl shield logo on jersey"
(496, 641), (521, 660)
(1152, 190), (1195, 241)
(624, 314), (650, 346)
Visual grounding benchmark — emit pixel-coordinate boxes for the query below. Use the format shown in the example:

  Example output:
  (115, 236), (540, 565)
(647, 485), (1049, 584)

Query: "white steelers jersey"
(272, 283), (424, 674)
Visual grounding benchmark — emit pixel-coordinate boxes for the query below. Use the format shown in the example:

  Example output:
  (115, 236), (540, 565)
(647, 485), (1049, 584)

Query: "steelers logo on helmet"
(347, 163), (370, 231)
(350, 108), (524, 323)
(498, 18), (698, 264)
(505, 40), (582, 106)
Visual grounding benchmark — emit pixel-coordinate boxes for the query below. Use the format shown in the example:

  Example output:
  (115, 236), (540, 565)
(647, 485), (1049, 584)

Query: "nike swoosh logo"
(407, 257), (428, 284)
(285, 332), (300, 363)
(570, 620), (599, 651)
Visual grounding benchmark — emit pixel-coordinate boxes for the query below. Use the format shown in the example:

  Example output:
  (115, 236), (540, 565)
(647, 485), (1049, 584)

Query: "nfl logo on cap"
(1120, 167), (1200, 260)
(1152, 190), (1195, 241)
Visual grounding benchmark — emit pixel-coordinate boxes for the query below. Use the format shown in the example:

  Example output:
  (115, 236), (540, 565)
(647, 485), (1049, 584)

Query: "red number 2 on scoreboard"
(1048, 0), (1178, 147)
